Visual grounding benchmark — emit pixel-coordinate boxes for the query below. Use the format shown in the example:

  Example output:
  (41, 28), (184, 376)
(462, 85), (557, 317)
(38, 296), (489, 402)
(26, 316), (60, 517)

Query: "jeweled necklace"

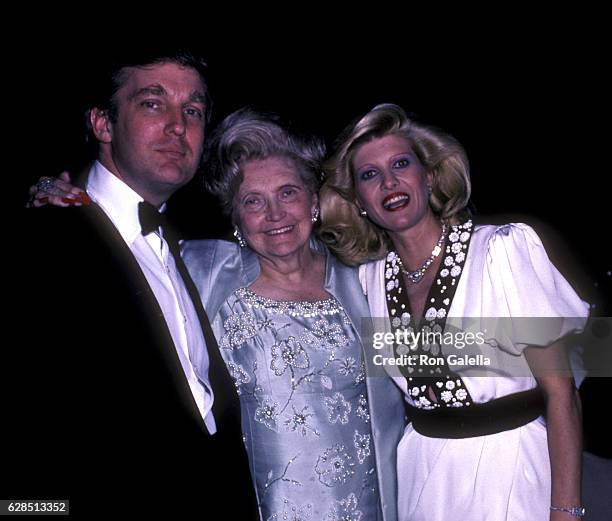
(395, 222), (447, 284)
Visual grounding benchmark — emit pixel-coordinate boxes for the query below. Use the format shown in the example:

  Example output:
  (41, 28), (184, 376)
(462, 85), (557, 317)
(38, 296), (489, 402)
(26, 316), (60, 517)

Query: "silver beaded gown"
(215, 287), (381, 521)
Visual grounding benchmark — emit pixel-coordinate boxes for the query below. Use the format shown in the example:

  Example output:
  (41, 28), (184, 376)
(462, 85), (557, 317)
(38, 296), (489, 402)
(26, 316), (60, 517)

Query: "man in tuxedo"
(7, 48), (258, 518)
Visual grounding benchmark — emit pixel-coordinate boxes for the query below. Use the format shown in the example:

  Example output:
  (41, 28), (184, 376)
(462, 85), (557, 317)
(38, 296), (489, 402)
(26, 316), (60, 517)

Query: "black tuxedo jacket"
(4, 205), (258, 518)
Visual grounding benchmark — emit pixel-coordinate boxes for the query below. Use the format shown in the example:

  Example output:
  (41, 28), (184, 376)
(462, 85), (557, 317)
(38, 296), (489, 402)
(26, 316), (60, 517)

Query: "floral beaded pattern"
(386, 220), (475, 409)
(217, 287), (380, 520)
(326, 493), (365, 521)
(266, 498), (313, 521)
(234, 286), (348, 318)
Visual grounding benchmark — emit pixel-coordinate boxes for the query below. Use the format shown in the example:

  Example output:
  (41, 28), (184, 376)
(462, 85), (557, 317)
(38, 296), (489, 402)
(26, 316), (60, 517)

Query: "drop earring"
(233, 226), (246, 247)
(311, 207), (320, 223)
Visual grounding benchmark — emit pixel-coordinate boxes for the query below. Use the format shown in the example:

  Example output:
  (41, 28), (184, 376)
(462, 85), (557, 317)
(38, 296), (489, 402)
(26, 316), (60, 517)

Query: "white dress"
(360, 222), (589, 521)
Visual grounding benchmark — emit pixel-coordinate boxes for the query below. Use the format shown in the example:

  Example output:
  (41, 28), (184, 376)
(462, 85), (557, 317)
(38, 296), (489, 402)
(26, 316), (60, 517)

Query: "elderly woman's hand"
(27, 171), (90, 208)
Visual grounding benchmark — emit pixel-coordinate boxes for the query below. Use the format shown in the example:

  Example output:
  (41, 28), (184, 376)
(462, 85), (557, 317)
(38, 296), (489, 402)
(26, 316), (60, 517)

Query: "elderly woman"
(29, 109), (405, 521)
(182, 109), (405, 520)
(319, 103), (589, 521)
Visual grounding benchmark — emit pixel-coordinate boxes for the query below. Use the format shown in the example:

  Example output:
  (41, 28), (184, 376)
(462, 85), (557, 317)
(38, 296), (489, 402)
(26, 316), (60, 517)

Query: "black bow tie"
(138, 201), (168, 236)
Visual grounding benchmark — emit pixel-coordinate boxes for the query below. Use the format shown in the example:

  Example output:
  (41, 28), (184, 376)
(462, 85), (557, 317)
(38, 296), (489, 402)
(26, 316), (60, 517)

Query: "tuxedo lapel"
(12, 201), (258, 518)
(82, 203), (209, 434)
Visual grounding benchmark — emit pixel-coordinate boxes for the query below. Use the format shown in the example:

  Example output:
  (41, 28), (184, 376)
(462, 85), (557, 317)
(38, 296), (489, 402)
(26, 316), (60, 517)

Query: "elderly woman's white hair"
(203, 107), (326, 224)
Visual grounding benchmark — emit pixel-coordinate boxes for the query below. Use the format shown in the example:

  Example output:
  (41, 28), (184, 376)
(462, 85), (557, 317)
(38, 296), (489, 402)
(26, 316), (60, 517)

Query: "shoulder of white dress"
(473, 222), (542, 253)
(358, 264), (368, 295)
(363, 257), (387, 274)
(358, 258), (386, 296)
(483, 222), (536, 238)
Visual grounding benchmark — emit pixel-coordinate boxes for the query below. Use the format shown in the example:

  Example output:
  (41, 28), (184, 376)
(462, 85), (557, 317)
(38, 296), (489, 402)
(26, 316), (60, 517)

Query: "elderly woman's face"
(235, 156), (317, 261)
(352, 134), (433, 234)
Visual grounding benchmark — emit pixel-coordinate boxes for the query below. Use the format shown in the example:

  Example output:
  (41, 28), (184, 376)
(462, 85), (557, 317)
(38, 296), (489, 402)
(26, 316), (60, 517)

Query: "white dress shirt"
(86, 161), (216, 433)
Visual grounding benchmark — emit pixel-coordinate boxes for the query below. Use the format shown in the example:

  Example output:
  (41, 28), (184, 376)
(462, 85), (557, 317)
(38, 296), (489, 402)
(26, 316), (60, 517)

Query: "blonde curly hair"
(318, 104), (471, 266)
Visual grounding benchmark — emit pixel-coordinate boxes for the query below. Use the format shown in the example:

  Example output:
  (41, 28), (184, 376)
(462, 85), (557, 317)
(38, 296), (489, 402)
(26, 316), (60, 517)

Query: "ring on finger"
(36, 177), (55, 192)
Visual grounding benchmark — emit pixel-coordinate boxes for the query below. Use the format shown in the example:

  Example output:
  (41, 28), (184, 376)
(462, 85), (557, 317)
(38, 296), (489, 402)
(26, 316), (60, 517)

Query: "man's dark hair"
(84, 46), (211, 150)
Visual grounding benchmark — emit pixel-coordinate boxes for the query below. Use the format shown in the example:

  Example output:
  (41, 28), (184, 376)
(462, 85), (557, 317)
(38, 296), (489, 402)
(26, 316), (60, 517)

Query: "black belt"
(408, 388), (545, 439)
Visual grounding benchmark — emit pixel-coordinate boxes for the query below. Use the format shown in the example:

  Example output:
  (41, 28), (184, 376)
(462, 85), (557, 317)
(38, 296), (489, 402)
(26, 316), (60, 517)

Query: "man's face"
(100, 62), (207, 205)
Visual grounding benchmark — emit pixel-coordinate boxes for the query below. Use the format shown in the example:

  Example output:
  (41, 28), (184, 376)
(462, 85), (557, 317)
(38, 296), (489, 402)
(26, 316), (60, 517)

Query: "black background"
(13, 25), (608, 313)
(6, 8), (611, 473)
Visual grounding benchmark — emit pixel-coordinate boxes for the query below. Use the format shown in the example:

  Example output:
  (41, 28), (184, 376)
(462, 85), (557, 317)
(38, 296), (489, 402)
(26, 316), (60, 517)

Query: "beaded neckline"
(385, 220), (475, 409)
(235, 287), (344, 317)
(386, 220), (473, 325)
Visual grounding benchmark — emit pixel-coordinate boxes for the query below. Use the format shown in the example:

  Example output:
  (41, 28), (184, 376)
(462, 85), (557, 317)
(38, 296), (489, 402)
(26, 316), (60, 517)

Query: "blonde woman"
(319, 103), (588, 521)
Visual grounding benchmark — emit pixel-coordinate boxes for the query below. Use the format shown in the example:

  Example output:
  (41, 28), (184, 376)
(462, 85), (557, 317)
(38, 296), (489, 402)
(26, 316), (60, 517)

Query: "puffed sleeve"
(466, 223), (590, 354)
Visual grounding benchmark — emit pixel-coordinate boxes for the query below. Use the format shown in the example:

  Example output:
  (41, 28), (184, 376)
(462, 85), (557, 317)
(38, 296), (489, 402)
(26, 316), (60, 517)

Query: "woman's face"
(352, 134), (433, 234)
(235, 156), (317, 261)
